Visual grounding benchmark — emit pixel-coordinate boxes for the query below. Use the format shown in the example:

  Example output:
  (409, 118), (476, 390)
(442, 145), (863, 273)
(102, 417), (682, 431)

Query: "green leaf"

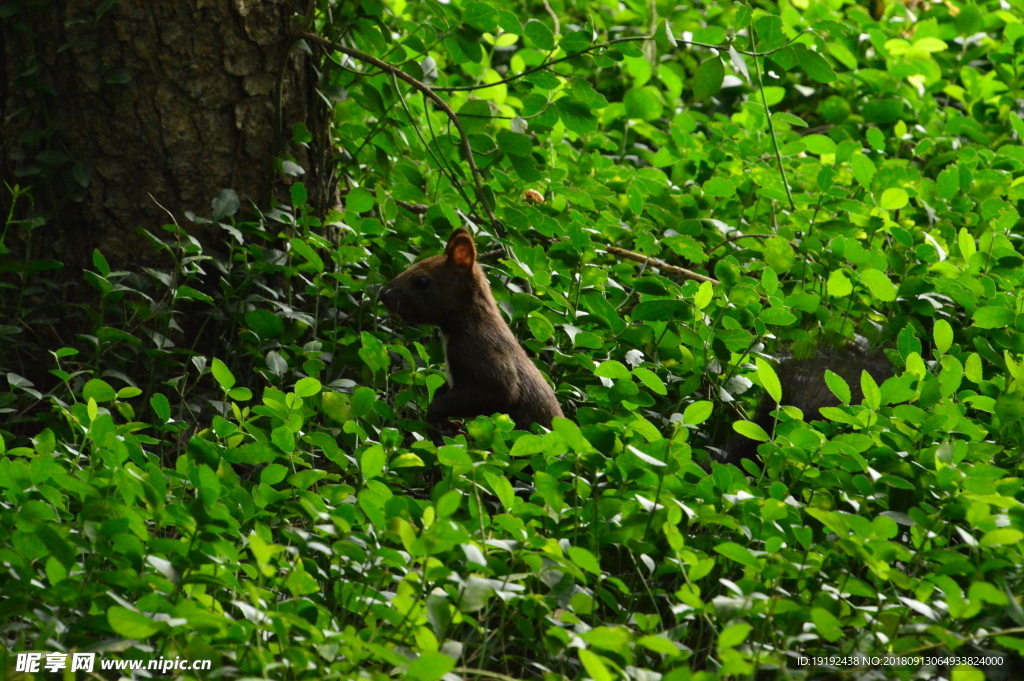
(290, 182), (308, 207)
(108, 606), (160, 639)
(406, 652), (455, 681)
(322, 392), (352, 423)
(733, 420), (769, 442)
(703, 177), (735, 197)
(359, 332), (391, 374)
(682, 401), (713, 425)
(524, 19), (555, 50)
(261, 463), (288, 485)
(211, 358), (236, 391)
(438, 445), (473, 467)
(692, 57), (724, 102)
(793, 44), (836, 83)
(567, 546), (601, 576)
(346, 187), (375, 213)
(756, 357), (782, 404)
(633, 367), (667, 395)
(211, 188), (240, 218)
(595, 360), (632, 381)
(150, 393), (171, 423)
(714, 541), (760, 568)
(578, 649), (613, 681)
(463, 1), (498, 31)
(812, 608), (843, 642)
(361, 444), (386, 479)
(880, 187), (909, 210)
(824, 370), (851, 405)
(483, 471), (515, 511)
(82, 378), (117, 403)
(496, 130), (532, 156)
(827, 269), (853, 297)
(93, 249), (110, 277)
(718, 622), (752, 649)
(754, 15), (786, 51)
(294, 377), (322, 398)
(555, 97), (597, 135)
(850, 153), (876, 189)
(973, 306), (1015, 329)
(859, 268), (896, 302)
(290, 237), (325, 272)
(528, 311), (555, 342)
(934, 319), (953, 355)
(937, 165), (960, 200)
(624, 86), (664, 120)
(632, 299), (688, 321)
(245, 309), (284, 339)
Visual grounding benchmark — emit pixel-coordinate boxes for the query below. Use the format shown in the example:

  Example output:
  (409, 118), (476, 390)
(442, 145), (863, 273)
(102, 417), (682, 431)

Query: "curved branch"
(606, 246), (718, 285)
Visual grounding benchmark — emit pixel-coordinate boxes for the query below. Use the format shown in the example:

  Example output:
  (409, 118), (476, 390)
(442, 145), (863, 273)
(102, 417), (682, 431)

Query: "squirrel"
(721, 345), (893, 466)
(379, 228), (563, 431)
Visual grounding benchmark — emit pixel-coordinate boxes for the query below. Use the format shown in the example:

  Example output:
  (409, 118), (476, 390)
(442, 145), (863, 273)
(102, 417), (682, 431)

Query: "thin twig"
(606, 246), (718, 284)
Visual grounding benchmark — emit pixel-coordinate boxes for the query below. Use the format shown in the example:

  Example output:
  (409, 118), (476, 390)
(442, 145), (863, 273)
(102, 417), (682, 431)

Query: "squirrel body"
(380, 229), (563, 430)
(722, 347), (892, 466)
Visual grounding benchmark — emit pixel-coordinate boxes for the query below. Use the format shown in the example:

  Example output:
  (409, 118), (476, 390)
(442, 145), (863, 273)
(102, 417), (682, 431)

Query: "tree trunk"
(1, 0), (322, 268)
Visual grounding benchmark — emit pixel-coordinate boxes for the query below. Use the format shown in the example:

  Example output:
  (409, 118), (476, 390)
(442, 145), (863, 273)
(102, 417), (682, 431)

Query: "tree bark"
(1, 0), (317, 268)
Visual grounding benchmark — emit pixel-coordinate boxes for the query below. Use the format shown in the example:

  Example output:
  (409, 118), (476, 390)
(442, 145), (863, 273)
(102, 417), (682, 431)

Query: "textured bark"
(1, 0), (319, 267)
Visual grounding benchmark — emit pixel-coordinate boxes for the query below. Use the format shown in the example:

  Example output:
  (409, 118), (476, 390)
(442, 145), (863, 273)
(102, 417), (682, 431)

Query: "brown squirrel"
(721, 346), (893, 466)
(379, 228), (563, 431)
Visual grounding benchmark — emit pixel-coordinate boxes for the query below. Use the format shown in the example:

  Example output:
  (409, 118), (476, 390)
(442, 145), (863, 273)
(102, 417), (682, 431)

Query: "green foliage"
(4, 0), (1024, 678)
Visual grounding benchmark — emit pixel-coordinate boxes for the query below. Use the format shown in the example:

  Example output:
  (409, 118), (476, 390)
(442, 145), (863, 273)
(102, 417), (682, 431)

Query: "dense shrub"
(3, 0), (1024, 679)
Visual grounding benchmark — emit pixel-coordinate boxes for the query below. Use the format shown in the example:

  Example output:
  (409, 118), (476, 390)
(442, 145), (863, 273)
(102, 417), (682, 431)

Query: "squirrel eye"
(413, 275), (431, 290)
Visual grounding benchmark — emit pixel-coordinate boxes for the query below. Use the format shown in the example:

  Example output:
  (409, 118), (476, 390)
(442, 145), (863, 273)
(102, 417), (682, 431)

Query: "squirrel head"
(379, 228), (486, 330)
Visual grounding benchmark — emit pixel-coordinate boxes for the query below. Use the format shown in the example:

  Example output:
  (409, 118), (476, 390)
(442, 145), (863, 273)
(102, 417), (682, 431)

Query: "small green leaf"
(812, 608), (843, 642)
(524, 19), (555, 50)
(714, 541), (760, 568)
(346, 187), (375, 213)
(108, 606), (160, 639)
(974, 306), (1015, 329)
(93, 249), (110, 277)
(827, 270), (853, 297)
(682, 401), (713, 425)
(824, 370), (851, 405)
(211, 358), (236, 391)
(82, 378), (117, 403)
(150, 393), (171, 423)
(406, 653), (455, 681)
(624, 86), (664, 120)
(567, 546), (601, 576)
(733, 420), (770, 442)
(880, 187), (909, 210)
(294, 377), (322, 398)
(934, 319), (953, 355)
(359, 332), (391, 374)
(756, 357), (782, 404)
(718, 622), (752, 649)
(692, 57), (724, 102)
(859, 268), (896, 302)
(290, 237), (325, 273)
(361, 444), (386, 479)
(633, 367), (667, 395)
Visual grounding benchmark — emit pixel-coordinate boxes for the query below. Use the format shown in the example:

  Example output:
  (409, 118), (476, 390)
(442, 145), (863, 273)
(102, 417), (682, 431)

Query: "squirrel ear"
(445, 229), (476, 270)
(445, 228), (471, 250)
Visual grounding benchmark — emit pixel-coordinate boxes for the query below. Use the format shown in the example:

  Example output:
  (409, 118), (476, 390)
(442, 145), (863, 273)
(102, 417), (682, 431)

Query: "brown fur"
(722, 348), (893, 466)
(380, 229), (563, 430)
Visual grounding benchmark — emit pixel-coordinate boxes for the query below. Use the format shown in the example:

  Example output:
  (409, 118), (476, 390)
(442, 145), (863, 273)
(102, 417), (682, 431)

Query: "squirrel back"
(722, 347), (892, 466)
(380, 229), (563, 430)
